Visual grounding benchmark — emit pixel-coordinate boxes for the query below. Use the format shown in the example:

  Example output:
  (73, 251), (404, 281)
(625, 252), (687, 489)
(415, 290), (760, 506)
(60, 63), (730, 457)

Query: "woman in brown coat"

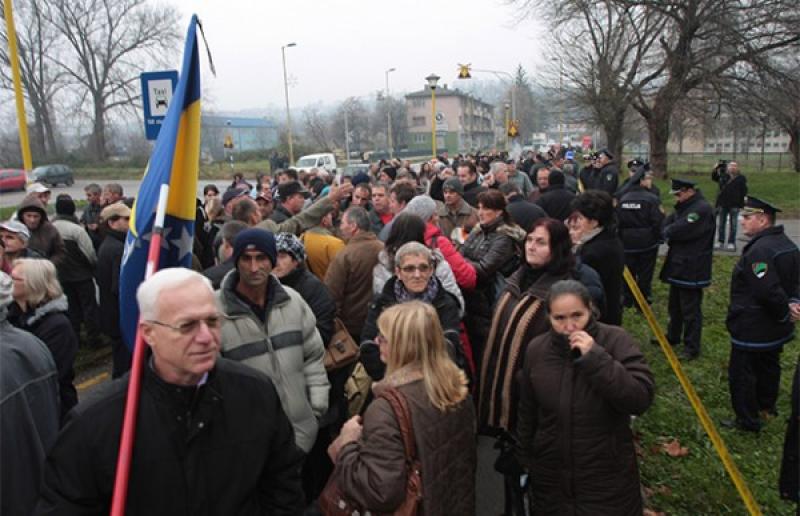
(517, 280), (655, 515)
(328, 301), (477, 515)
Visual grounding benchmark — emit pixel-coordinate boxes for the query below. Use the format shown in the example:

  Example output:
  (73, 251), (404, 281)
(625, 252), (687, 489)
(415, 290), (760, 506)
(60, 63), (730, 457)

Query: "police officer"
(616, 166), (664, 306)
(724, 197), (800, 432)
(578, 148), (618, 195)
(660, 178), (715, 360)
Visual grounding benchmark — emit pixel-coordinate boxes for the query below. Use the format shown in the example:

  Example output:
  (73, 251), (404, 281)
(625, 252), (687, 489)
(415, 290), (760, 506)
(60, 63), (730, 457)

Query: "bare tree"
(622, 0), (800, 176)
(1, 0), (66, 158)
(47, 0), (180, 161)
(302, 105), (335, 151)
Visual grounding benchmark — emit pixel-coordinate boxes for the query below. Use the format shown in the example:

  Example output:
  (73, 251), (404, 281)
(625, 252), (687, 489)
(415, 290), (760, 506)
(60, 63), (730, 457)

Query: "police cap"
(669, 178), (696, 194)
(742, 196), (781, 215)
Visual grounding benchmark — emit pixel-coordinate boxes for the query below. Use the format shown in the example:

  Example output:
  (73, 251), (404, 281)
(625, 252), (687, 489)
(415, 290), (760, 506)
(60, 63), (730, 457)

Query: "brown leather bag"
(324, 318), (359, 371)
(319, 388), (423, 516)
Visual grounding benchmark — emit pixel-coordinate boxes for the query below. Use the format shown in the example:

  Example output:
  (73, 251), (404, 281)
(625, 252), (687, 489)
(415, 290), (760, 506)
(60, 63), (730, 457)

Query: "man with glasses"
(724, 197), (799, 432)
(35, 267), (305, 515)
(217, 228), (329, 458)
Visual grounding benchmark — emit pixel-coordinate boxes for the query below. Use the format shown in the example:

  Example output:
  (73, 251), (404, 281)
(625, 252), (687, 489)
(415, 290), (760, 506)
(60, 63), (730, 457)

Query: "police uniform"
(726, 197), (800, 431)
(616, 169), (664, 305)
(578, 149), (619, 195)
(660, 179), (716, 359)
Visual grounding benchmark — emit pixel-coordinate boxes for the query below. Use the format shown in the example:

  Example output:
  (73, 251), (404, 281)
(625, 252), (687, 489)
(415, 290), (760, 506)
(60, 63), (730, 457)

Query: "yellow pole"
(430, 87), (437, 159)
(504, 106), (510, 153)
(3, 0), (33, 172)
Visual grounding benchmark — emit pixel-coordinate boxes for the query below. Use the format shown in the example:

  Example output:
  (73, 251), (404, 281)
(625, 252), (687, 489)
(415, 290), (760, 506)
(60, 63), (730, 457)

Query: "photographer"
(712, 161), (747, 251)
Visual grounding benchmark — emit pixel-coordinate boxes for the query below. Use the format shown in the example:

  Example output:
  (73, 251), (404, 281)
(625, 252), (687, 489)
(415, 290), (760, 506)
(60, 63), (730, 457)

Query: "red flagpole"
(109, 184), (170, 516)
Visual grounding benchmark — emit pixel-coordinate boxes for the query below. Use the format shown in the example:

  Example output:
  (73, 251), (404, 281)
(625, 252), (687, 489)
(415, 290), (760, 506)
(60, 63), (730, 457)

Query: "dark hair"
(569, 190), (615, 228)
(203, 184), (219, 196)
(390, 182), (416, 206)
(282, 168), (299, 181)
(498, 182), (520, 196)
(385, 213), (426, 257)
(546, 279), (593, 312)
(354, 183), (372, 196)
(221, 220), (248, 245)
(231, 198), (258, 223)
(344, 206), (371, 231)
(457, 160), (477, 177)
(476, 189), (512, 224)
(528, 218), (575, 275)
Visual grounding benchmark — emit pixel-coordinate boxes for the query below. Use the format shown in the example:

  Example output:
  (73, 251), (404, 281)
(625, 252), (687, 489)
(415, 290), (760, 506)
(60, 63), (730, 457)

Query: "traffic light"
(457, 63), (472, 79)
(224, 135), (234, 149)
(508, 120), (519, 138)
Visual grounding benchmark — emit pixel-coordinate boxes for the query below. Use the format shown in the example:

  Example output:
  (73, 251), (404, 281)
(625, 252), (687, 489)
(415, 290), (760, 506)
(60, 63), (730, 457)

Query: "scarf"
(394, 276), (439, 305)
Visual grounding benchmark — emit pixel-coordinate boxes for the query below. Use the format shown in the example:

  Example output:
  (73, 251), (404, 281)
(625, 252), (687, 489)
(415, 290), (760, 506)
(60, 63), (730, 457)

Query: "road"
(0, 178), (228, 208)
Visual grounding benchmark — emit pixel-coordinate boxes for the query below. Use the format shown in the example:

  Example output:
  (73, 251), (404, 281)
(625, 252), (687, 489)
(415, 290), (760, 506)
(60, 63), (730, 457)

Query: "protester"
(79, 183), (104, 249)
(368, 182), (393, 234)
(457, 160), (487, 208)
(217, 228), (329, 454)
(95, 202), (132, 377)
(517, 280), (654, 514)
(8, 258), (78, 419)
(500, 182), (546, 233)
(0, 271), (60, 516)
(0, 220), (42, 262)
(201, 220), (248, 289)
(568, 191), (624, 325)
(534, 169), (575, 222)
(436, 176), (477, 240)
(16, 196), (65, 264)
(35, 268), (305, 515)
(328, 302), (476, 515)
(302, 211), (345, 280)
(101, 183), (125, 205)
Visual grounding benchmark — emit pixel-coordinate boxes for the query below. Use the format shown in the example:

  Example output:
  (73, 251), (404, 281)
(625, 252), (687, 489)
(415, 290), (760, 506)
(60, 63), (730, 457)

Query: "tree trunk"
(647, 113), (671, 178)
(789, 126), (800, 173)
(41, 101), (59, 157)
(92, 97), (107, 161)
(602, 111), (626, 168)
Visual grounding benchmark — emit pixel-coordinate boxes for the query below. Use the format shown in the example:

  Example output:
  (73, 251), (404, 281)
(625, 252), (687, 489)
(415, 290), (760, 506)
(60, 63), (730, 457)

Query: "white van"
(295, 153), (338, 174)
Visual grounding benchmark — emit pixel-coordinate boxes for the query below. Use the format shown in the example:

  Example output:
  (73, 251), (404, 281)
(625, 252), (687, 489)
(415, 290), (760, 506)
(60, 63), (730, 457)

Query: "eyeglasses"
(399, 263), (432, 274)
(147, 315), (222, 335)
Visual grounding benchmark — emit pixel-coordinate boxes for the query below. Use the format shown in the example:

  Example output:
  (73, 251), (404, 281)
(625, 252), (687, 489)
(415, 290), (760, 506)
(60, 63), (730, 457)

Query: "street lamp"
(385, 67), (396, 159)
(456, 65), (516, 121)
(281, 42), (297, 165)
(426, 73), (440, 159)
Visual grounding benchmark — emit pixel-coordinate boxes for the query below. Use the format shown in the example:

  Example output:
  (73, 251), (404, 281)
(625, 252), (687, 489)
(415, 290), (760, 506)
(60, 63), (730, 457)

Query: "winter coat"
(715, 173), (747, 209)
(506, 194), (547, 233)
(333, 368), (476, 515)
(425, 223), (476, 290)
(279, 265), (337, 346)
(0, 307), (60, 516)
(726, 225), (800, 351)
(508, 171), (535, 198)
(372, 249), (464, 315)
(255, 195), (337, 237)
(462, 179), (487, 208)
(616, 186), (664, 253)
(436, 198), (476, 241)
(324, 231), (384, 338)
(660, 191), (716, 288)
(517, 321), (654, 515)
(52, 215), (97, 283)
(360, 276), (463, 381)
(269, 204), (293, 224)
(34, 359), (305, 516)
(301, 228), (346, 281)
(95, 229), (126, 338)
(535, 184), (575, 222)
(9, 295), (78, 418)
(576, 227), (625, 325)
(579, 163), (619, 195)
(217, 272), (329, 453)
(17, 196), (65, 264)
(201, 257), (234, 290)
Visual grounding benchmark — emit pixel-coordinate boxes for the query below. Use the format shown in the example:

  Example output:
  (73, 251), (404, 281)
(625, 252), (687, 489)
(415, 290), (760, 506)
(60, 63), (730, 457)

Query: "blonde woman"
(328, 301), (476, 515)
(9, 258), (78, 418)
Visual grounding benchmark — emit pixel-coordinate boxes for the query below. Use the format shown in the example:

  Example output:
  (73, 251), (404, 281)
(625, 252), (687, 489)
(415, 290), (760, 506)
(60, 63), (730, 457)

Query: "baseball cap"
(0, 220), (31, 240)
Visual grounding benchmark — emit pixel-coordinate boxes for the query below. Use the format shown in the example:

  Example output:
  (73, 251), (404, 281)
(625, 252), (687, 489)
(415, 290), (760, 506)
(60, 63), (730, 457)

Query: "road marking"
(77, 372), (110, 392)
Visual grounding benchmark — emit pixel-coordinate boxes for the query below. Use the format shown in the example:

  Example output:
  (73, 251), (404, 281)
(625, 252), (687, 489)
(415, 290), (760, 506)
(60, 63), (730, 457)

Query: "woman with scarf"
(568, 190), (625, 325)
(361, 242), (464, 381)
(517, 279), (654, 514)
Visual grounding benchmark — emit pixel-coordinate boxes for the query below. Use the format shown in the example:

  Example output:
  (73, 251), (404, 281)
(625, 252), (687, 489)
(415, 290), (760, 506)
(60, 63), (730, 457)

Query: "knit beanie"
(442, 177), (464, 196)
(403, 195), (437, 222)
(275, 233), (307, 263)
(232, 228), (277, 267)
(351, 173), (371, 187)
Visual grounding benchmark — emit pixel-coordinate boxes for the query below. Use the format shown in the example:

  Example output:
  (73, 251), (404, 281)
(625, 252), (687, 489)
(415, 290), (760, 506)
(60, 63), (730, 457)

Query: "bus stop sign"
(140, 70), (178, 140)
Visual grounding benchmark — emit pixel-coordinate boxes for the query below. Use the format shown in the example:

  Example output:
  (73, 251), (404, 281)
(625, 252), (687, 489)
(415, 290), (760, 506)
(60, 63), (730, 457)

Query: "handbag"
(319, 388), (423, 516)
(324, 318), (359, 371)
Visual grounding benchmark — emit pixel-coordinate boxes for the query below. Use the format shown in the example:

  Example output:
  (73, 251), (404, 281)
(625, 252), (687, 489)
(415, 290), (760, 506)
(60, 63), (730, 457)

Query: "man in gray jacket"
(217, 228), (329, 454)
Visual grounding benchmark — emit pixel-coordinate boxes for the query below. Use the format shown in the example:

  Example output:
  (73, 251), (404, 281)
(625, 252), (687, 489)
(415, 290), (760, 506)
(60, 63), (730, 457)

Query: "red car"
(0, 169), (27, 192)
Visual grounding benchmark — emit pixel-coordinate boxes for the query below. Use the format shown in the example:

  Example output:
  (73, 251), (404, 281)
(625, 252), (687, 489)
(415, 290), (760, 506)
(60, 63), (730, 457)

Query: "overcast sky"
(170, 0), (546, 113)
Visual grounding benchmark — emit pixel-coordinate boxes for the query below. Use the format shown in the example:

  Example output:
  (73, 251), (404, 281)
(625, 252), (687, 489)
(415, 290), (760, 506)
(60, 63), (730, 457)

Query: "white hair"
(490, 161), (506, 174)
(136, 268), (214, 320)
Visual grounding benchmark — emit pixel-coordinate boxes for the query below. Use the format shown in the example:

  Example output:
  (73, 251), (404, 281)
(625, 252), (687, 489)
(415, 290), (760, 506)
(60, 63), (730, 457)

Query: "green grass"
(649, 173), (800, 217)
(626, 256), (798, 515)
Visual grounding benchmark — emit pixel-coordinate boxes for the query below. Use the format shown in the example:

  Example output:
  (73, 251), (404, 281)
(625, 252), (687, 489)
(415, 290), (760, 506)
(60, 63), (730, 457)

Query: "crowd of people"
(0, 147), (798, 515)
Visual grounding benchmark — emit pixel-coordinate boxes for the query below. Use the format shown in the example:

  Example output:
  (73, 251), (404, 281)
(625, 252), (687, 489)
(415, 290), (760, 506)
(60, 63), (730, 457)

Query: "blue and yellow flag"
(119, 16), (201, 349)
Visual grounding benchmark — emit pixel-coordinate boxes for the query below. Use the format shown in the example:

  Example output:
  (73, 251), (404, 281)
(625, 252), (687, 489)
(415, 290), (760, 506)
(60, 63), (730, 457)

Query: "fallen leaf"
(662, 439), (689, 457)
(644, 509), (666, 516)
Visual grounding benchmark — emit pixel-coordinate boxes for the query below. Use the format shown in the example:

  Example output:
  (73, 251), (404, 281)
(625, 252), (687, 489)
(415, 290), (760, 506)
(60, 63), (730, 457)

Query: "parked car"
(295, 153), (338, 174)
(31, 164), (74, 187)
(0, 169), (27, 192)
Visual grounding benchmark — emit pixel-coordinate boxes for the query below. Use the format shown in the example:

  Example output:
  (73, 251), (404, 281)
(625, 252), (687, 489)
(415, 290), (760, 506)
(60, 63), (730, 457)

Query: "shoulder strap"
(380, 388), (417, 460)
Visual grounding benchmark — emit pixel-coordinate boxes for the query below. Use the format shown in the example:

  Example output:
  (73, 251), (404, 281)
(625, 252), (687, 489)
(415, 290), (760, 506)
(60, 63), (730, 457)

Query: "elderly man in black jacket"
(660, 179), (716, 360)
(35, 268), (305, 516)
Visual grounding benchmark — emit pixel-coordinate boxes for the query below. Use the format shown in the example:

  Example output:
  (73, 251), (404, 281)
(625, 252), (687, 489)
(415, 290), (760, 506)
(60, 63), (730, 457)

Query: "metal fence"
(667, 152), (794, 173)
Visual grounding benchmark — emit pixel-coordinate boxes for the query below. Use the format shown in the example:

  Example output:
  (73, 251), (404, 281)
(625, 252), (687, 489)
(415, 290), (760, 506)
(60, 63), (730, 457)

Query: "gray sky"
(172, 0), (545, 112)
